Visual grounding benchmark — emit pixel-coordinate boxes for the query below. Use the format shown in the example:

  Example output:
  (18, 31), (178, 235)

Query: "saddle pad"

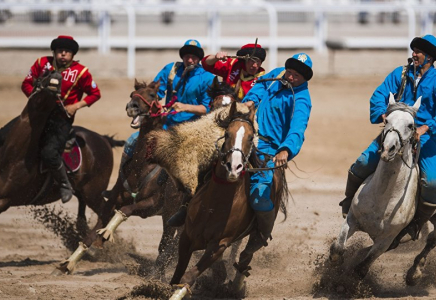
(62, 141), (82, 173)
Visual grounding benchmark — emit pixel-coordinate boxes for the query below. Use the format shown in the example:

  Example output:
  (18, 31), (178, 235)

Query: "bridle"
(380, 105), (418, 168)
(215, 118), (255, 170)
(130, 92), (163, 118)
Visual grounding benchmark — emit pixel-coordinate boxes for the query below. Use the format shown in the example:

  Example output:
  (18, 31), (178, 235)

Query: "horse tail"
(103, 135), (125, 148)
(275, 167), (289, 221)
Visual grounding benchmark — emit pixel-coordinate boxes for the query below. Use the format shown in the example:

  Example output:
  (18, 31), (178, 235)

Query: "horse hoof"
(51, 267), (66, 276)
(406, 267), (422, 286)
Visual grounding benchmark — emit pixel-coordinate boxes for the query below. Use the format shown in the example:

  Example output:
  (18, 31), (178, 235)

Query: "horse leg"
(170, 230), (193, 285)
(76, 194), (89, 236)
(406, 228), (436, 286)
(170, 240), (227, 300)
(230, 233), (262, 294)
(353, 234), (395, 280)
(153, 216), (179, 280)
(329, 216), (357, 266)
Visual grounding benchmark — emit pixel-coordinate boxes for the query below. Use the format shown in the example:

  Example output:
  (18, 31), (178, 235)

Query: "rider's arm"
(370, 66), (403, 124)
(242, 69), (274, 108)
(279, 90), (312, 161)
(21, 58), (43, 97)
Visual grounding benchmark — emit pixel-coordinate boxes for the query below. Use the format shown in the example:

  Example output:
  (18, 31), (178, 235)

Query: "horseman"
(105, 40), (215, 207)
(339, 35), (436, 246)
(21, 35), (101, 204)
(201, 43), (267, 101)
(241, 53), (313, 250)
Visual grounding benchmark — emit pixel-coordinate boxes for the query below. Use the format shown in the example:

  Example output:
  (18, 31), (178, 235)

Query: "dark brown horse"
(58, 80), (183, 277)
(0, 70), (124, 267)
(168, 101), (289, 299)
(207, 76), (237, 110)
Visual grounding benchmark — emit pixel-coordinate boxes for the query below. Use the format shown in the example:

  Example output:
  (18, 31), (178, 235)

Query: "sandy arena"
(1, 48), (436, 299)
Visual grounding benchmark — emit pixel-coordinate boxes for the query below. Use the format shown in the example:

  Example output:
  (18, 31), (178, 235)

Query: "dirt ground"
(1, 49), (436, 300)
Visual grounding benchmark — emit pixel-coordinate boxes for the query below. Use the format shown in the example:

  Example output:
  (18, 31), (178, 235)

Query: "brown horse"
(58, 80), (183, 277)
(0, 70), (124, 265)
(168, 101), (289, 299)
(207, 76), (237, 110)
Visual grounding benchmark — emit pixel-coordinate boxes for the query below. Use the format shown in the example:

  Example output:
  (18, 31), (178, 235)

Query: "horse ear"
(134, 78), (141, 91)
(229, 99), (237, 117)
(413, 96), (422, 111)
(388, 92), (396, 105)
(153, 80), (161, 91)
(212, 76), (219, 88)
(248, 104), (255, 122)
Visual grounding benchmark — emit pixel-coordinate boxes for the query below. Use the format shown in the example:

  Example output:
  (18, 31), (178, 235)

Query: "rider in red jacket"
(21, 35), (101, 203)
(201, 43), (266, 101)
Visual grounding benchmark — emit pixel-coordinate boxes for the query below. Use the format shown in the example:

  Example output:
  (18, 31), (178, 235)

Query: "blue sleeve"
(370, 66), (402, 124)
(199, 71), (215, 113)
(242, 70), (276, 108)
(153, 62), (174, 100)
(278, 91), (312, 160)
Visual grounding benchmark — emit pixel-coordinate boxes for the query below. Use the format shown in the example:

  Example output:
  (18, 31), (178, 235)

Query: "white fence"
(0, 1), (435, 78)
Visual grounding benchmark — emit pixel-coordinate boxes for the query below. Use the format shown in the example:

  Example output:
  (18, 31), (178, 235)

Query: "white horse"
(329, 93), (422, 279)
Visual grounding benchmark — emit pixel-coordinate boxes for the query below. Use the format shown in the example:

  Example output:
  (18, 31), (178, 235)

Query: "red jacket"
(201, 55), (265, 100)
(22, 56), (101, 107)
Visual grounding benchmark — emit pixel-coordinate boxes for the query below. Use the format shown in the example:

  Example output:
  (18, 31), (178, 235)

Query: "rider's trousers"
(249, 140), (279, 212)
(350, 133), (436, 205)
(40, 109), (73, 170)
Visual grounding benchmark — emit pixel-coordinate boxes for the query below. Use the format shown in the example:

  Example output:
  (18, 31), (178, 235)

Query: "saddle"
(39, 131), (82, 174)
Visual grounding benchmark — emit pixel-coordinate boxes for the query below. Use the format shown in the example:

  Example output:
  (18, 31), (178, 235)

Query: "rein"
(215, 118), (287, 173)
(131, 93), (177, 118)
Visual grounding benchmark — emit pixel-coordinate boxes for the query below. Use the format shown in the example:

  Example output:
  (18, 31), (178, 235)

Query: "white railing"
(0, 1), (435, 78)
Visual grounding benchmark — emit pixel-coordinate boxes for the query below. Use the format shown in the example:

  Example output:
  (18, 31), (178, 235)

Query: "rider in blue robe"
(340, 35), (436, 246)
(241, 53), (313, 252)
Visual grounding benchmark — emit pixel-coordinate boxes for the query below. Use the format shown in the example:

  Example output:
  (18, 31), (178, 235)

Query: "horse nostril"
(389, 145), (396, 153)
(226, 162), (232, 171)
(236, 164), (243, 171)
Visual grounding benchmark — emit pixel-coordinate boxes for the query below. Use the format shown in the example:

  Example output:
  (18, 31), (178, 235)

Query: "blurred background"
(0, 0), (435, 79)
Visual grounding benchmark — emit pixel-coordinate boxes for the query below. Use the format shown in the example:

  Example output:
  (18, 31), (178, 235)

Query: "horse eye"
(130, 92), (134, 98)
(225, 132), (229, 138)
(408, 124), (414, 130)
(150, 93), (156, 98)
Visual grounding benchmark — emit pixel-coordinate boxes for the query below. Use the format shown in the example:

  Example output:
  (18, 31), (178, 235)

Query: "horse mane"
(207, 80), (237, 100)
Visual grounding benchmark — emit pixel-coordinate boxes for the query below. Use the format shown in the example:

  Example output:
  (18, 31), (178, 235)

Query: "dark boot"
(243, 210), (277, 253)
(339, 170), (365, 218)
(389, 200), (436, 250)
(52, 164), (73, 203)
(102, 153), (130, 199)
(167, 203), (188, 227)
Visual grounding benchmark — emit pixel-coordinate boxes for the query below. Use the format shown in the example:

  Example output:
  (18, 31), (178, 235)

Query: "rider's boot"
(102, 153), (130, 199)
(52, 163), (73, 203)
(339, 170), (365, 218)
(167, 197), (190, 227)
(389, 199), (436, 250)
(245, 210), (277, 252)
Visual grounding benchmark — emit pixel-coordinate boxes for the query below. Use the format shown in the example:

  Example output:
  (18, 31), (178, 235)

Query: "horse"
(207, 76), (237, 110)
(0, 70), (124, 268)
(329, 93), (421, 281)
(167, 101), (289, 299)
(56, 79), (183, 277)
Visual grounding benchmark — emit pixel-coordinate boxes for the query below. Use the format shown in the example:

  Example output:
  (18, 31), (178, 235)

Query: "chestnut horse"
(57, 80), (183, 277)
(0, 70), (124, 258)
(169, 101), (289, 299)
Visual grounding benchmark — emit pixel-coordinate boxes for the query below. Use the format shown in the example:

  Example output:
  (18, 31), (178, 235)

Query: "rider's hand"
(244, 101), (254, 108)
(273, 150), (288, 169)
(215, 51), (228, 61)
(171, 102), (187, 112)
(415, 125), (429, 142)
(382, 114), (387, 124)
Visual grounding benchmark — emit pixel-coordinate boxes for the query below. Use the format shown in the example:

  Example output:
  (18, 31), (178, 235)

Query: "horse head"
(32, 70), (62, 96)
(208, 76), (237, 111)
(126, 79), (161, 129)
(380, 93), (421, 162)
(217, 101), (256, 182)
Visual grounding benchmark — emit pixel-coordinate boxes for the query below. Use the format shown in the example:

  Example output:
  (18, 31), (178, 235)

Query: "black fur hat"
(50, 35), (79, 55)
